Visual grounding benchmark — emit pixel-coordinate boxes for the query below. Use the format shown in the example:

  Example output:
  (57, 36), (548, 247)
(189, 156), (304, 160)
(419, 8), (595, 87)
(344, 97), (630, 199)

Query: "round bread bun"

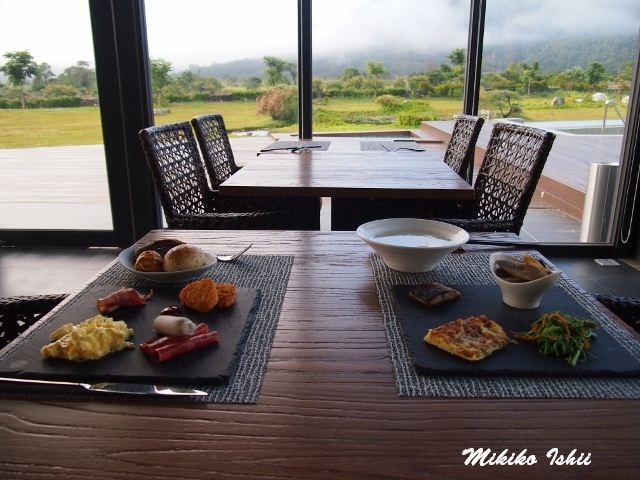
(162, 244), (208, 272)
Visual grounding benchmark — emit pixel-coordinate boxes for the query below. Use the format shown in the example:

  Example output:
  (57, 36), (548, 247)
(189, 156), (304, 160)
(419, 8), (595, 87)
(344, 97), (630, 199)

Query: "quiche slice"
(423, 315), (510, 361)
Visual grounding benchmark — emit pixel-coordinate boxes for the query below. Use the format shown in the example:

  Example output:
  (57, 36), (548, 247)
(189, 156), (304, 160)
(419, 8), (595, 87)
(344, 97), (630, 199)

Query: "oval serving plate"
(118, 245), (216, 283)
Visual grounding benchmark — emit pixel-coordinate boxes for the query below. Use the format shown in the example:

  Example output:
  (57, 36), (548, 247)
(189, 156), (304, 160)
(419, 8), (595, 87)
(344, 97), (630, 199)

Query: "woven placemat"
(0, 255), (293, 404)
(370, 253), (640, 399)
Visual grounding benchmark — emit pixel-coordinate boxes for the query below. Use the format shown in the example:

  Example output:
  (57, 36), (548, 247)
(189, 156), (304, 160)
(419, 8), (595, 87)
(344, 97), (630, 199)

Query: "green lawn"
(0, 96), (624, 149)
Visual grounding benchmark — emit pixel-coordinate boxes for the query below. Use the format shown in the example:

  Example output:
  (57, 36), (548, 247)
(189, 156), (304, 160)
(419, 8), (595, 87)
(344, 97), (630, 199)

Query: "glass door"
(144, 0), (299, 138)
(0, 0), (114, 235)
(481, 0), (638, 244)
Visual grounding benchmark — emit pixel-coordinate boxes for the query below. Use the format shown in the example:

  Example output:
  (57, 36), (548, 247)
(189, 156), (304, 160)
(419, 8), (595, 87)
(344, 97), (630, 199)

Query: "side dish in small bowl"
(490, 252), (562, 309)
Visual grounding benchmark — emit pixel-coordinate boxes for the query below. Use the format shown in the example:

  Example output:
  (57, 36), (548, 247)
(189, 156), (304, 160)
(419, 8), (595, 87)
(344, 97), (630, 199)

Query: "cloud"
(1, 0), (638, 74)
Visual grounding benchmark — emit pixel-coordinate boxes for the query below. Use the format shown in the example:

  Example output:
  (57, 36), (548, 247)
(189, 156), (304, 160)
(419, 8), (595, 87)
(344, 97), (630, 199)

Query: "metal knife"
(0, 376), (208, 396)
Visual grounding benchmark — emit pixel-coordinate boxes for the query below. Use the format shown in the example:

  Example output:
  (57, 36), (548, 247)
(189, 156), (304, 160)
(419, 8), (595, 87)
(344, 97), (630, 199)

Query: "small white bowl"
(490, 252), (562, 309)
(357, 218), (469, 273)
(119, 245), (216, 283)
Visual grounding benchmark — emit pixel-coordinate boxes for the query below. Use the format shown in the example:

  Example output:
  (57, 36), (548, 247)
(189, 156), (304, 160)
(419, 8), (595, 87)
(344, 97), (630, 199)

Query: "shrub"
(376, 95), (402, 112)
(256, 86), (298, 124)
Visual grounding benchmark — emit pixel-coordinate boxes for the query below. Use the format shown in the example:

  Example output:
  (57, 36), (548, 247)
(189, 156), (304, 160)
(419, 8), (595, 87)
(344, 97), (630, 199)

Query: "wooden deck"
(0, 123), (608, 240)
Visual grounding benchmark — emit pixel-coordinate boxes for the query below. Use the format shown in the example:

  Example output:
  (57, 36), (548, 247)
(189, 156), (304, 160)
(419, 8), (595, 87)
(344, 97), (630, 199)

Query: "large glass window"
(481, 0), (638, 244)
(144, 0), (298, 137)
(0, 0), (113, 231)
(312, 0), (470, 134)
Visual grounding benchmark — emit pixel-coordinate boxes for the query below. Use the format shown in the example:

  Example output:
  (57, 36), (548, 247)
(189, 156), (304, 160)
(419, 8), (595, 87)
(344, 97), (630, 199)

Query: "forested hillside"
(193, 34), (637, 79)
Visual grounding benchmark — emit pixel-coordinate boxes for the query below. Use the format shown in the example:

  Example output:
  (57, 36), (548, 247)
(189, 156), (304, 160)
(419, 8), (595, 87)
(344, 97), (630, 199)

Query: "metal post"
(298, 0), (312, 139)
(462, 0), (486, 183)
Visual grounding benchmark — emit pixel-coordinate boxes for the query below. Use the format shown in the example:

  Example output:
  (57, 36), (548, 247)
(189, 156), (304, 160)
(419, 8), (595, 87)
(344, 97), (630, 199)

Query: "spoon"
(215, 243), (253, 262)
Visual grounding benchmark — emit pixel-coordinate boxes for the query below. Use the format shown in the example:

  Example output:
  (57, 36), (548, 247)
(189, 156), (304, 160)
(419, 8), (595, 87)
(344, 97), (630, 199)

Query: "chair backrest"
(191, 114), (240, 188)
(473, 122), (556, 232)
(139, 121), (214, 220)
(443, 114), (484, 181)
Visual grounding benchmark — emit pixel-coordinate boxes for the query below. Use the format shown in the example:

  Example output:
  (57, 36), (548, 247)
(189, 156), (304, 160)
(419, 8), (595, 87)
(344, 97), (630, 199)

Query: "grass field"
(0, 96), (625, 149)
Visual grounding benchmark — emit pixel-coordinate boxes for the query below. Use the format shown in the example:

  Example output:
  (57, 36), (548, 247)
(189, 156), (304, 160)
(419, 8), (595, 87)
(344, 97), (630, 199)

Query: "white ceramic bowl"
(356, 218), (469, 273)
(118, 245), (216, 283)
(490, 252), (562, 309)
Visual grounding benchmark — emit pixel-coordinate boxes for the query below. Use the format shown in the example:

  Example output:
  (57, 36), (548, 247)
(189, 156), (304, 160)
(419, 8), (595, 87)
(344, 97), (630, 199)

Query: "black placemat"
(394, 284), (640, 377)
(0, 255), (293, 403)
(0, 285), (260, 385)
(370, 253), (640, 399)
(260, 140), (331, 151)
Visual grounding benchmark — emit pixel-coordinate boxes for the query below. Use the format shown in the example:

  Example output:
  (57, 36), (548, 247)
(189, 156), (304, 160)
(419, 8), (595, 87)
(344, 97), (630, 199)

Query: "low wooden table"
(221, 150), (474, 229)
(1, 230), (639, 479)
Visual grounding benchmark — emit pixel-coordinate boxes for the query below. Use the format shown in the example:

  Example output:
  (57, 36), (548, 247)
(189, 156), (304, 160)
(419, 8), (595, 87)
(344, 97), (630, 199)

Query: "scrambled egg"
(41, 314), (134, 361)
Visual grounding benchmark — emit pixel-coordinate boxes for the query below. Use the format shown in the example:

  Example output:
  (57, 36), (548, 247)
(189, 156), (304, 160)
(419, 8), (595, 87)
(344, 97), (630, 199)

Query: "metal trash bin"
(580, 162), (618, 242)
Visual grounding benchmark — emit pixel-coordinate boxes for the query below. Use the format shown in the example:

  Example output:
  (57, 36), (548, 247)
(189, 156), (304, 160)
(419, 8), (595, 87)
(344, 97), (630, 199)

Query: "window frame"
(10, 0), (634, 255)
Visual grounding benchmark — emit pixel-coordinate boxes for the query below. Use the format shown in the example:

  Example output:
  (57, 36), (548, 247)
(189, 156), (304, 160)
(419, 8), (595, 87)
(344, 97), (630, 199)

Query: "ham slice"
(148, 331), (219, 363)
(96, 287), (153, 314)
(140, 322), (209, 354)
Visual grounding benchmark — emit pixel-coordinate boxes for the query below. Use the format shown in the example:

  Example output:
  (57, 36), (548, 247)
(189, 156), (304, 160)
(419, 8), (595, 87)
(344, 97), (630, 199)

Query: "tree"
(366, 61), (386, 97)
(57, 61), (96, 94)
(586, 61), (607, 86)
(448, 48), (466, 67)
(407, 73), (433, 97)
(520, 61), (540, 95)
(483, 90), (522, 118)
(341, 66), (360, 82)
(150, 57), (173, 103)
(264, 56), (296, 86)
(243, 76), (262, 89)
(31, 62), (55, 92)
(0, 50), (38, 108)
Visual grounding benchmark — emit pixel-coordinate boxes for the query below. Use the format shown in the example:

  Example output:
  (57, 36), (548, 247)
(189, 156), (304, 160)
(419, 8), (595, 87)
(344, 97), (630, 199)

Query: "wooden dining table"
(1, 229), (639, 479)
(221, 138), (474, 230)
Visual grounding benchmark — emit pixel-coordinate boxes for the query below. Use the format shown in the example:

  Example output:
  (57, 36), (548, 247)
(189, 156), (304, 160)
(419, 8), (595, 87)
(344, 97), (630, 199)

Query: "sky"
(0, 0), (638, 74)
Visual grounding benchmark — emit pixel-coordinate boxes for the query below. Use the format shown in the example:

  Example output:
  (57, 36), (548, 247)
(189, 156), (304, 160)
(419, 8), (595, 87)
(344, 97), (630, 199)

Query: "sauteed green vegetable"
(514, 312), (599, 367)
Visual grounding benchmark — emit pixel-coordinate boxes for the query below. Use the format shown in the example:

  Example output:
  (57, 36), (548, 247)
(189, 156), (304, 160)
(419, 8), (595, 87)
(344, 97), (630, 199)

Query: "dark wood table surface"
(221, 152), (474, 200)
(1, 230), (638, 480)
(221, 142), (474, 230)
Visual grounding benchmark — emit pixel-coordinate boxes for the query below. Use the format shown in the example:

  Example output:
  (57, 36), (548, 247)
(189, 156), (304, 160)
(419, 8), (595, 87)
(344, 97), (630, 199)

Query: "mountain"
(185, 34), (637, 80)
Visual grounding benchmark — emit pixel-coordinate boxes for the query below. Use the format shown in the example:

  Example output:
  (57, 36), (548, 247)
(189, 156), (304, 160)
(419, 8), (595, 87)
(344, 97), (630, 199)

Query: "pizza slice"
(423, 315), (510, 361)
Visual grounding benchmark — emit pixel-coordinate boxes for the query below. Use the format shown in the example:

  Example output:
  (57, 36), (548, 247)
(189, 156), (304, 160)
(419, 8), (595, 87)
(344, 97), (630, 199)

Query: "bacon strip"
(140, 323), (209, 354)
(148, 331), (219, 363)
(97, 287), (154, 314)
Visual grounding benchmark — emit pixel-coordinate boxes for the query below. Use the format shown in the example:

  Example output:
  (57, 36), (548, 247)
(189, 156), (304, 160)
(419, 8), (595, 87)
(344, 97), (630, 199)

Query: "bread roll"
(162, 244), (209, 272)
(134, 250), (163, 272)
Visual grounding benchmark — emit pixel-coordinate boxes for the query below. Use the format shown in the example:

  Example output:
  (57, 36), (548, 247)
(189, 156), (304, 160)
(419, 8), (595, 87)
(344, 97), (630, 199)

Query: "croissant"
(134, 250), (163, 272)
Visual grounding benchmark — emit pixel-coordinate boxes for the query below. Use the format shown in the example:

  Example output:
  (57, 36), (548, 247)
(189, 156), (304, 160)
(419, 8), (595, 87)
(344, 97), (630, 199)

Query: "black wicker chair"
(139, 122), (308, 230)
(443, 114), (485, 181)
(355, 115), (484, 225)
(436, 122), (556, 234)
(191, 114), (321, 230)
(594, 294), (640, 335)
(0, 294), (68, 350)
